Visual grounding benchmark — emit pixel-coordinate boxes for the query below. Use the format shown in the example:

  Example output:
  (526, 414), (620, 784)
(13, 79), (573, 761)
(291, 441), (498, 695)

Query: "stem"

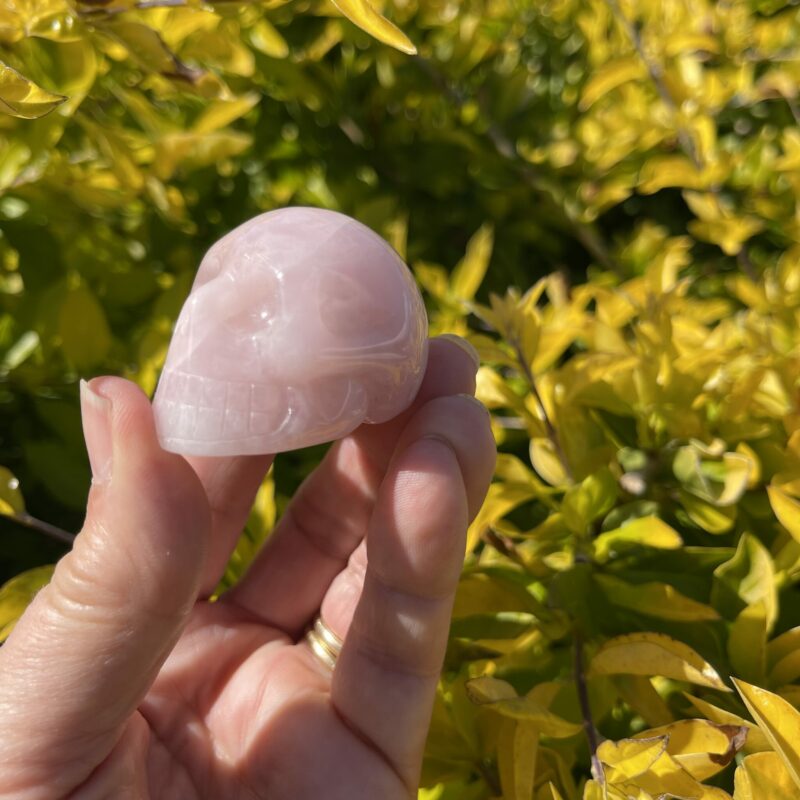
(574, 629), (604, 786)
(10, 512), (75, 546)
(510, 338), (573, 482)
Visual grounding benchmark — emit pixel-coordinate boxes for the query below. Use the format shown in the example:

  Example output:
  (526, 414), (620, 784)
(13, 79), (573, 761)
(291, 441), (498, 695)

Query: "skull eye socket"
(318, 265), (401, 340)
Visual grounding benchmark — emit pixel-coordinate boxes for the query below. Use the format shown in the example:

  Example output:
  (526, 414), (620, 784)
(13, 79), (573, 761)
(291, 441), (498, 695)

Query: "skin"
(0, 336), (496, 800)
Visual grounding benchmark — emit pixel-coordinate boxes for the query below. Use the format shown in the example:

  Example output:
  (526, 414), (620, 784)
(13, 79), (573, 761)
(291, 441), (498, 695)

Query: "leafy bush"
(4, 0), (800, 798)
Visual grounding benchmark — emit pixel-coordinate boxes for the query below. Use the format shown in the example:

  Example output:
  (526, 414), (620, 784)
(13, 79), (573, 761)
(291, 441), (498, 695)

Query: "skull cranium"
(152, 207), (429, 456)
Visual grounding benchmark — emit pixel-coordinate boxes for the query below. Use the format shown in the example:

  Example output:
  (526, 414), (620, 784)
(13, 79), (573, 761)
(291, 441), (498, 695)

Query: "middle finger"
(222, 335), (479, 635)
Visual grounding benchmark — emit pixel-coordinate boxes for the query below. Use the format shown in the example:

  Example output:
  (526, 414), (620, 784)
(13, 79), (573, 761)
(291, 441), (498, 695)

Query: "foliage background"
(4, 0), (800, 797)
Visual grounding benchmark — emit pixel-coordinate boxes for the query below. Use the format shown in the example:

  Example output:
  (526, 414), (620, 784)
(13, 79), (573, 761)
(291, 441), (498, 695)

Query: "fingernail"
(80, 379), (113, 485)
(436, 334), (480, 371)
(456, 392), (490, 415)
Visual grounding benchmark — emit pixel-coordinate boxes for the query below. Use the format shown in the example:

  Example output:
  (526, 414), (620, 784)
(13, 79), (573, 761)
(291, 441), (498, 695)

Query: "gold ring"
(305, 615), (343, 671)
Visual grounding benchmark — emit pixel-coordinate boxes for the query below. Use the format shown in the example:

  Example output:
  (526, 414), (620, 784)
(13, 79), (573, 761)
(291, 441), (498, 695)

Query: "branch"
(574, 629), (604, 786)
(8, 512), (75, 546)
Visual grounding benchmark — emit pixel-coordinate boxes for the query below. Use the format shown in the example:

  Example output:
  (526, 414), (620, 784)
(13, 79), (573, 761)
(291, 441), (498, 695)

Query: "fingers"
(327, 394), (495, 790)
(187, 452), (273, 596)
(0, 378), (210, 796)
(223, 336), (479, 635)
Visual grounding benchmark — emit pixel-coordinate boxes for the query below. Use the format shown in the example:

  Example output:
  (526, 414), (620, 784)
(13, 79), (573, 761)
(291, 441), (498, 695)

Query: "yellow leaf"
(768, 484), (800, 544)
(633, 719), (747, 781)
(579, 56), (647, 109)
(330, 0), (416, 54)
(734, 751), (797, 800)
(768, 626), (800, 668)
(537, 783), (564, 800)
(0, 60), (65, 119)
(614, 675), (675, 727)
(591, 632), (730, 691)
(497, 718), (539, 800)
(592, 516), (683, 562)
(0, 565), (54, 642)
(466, 678), (582, 738)
(683, 693), (771, 753)
(466, 481), (537, 553)
(450, 224), (494, 302)
(0, 466), (24, 516)
(729, 602), (768, 685)
(598, 736), (668, 780)
(413, 261), (450, 302)
(465, 676), (517, 703)
(250, 19), (290, 58)
(595, 574), (720, 622)
(734, 679), (800, 790)
(680, 489), (736, 533)
(193, 93), (260, 135)
(638, 155), (705, 194)
(529, 439), (569, 487)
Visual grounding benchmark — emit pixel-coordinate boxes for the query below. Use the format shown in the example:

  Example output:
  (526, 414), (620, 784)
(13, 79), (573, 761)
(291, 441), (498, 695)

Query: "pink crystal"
(152, 207), (429, 456)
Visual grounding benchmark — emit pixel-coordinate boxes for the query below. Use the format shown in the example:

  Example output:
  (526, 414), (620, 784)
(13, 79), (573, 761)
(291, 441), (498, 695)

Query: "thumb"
(0, 377), (210, 793)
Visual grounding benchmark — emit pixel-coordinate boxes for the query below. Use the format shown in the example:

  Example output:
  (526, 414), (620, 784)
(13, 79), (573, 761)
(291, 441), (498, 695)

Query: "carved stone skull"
(152, 207), (428, 456)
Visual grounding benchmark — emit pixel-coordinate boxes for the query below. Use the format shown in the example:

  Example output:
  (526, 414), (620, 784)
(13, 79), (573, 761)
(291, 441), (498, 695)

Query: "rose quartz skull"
(152, 207), (428, 456)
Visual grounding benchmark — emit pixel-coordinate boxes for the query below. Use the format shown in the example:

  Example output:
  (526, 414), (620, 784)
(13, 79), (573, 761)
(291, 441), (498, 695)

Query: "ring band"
(305, 615), (343, 671)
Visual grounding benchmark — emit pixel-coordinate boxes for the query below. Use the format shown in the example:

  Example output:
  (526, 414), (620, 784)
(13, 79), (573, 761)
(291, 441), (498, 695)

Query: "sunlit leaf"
(330, 0), (416, 54)
(450, 224), (493, 303)
(591, 632), (730, 690)
(0, 565), (54, 642)
(734, 751), (797, 800)
(734, 679), (800, 790)
(592, 516), (683, 562)
(0, 59), (65, 118)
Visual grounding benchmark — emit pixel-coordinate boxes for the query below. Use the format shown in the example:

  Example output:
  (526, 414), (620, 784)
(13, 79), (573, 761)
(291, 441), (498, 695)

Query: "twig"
(484, 527), (529, 571)
(574, 629), (604, 785)
(509, 338), (573, 482)
(9, 512), (75, 546)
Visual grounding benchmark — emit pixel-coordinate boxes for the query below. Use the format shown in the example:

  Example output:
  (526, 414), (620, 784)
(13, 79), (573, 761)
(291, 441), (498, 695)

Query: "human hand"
(0, 336), (495, 799)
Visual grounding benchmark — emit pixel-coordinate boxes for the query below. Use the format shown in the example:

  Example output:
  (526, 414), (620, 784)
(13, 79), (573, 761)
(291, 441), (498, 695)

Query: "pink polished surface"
(152, 207), (429, 456)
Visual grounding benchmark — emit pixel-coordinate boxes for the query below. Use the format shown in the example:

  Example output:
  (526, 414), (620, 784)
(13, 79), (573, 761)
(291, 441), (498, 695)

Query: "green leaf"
(330, 0), (417, 54)
(0, 565), (54, 642)
(58, 283), (112, 370)
(712, 534), (777, 630)
(450, 612), (536, 641)
(0, 59), (65, 119)
(562, 467), (618, 534)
